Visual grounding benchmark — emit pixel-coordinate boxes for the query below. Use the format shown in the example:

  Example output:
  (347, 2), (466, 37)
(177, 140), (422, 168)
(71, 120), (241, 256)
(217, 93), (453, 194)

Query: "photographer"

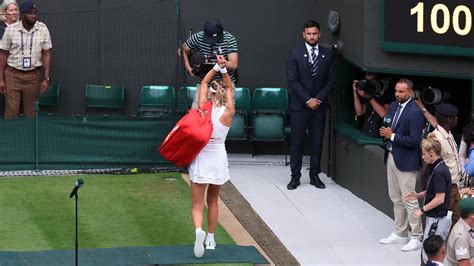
(181, 19), (238, 108)
(352, 72), (393, 137)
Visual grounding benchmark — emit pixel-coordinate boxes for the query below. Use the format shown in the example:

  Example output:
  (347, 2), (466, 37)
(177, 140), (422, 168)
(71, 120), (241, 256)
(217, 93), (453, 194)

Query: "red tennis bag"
(159, 102), (213, 167)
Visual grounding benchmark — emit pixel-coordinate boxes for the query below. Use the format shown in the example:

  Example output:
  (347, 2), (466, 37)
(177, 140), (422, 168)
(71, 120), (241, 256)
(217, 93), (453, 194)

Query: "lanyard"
(20, 31), (35, 56)
(426, 160), (445, 188)
(447, 136), (463, 175)
(437, 127), (462, 176)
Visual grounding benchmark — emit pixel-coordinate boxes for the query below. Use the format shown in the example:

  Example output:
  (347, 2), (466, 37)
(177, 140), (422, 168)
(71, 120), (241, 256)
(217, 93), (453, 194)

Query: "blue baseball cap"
(203, 19), (223, 45)
(19, 1), (36, 13)
(435, 103), (458, 117)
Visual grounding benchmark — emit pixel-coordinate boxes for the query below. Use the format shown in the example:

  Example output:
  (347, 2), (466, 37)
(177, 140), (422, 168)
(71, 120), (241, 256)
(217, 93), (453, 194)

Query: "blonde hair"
(0, 0), (19, 23)
(209, 80), (227, 107)
(421, 133), (442, 155)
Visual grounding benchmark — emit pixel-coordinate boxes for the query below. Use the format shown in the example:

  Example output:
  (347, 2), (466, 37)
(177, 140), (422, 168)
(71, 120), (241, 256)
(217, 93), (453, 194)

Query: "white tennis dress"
(189, 105), (230, 185)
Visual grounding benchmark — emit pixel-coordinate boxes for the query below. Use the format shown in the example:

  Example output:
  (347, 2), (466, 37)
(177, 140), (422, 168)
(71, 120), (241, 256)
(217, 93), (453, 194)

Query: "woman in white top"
(0, 0), (18, 38)
(188, 54), (234, 258)
(0, 0), (18, 117)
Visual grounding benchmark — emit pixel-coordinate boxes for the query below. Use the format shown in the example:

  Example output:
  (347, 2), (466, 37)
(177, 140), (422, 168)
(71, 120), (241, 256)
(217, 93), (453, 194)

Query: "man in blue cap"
(180, 18), (238, 108)
(446, 197), (474, 265)
(0, 1), (52, 118)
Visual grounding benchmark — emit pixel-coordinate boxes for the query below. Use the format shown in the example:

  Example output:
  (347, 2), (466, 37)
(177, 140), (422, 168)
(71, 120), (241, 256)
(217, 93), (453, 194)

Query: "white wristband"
(213, 64), (220, 72)
(219, 67), (227, 74)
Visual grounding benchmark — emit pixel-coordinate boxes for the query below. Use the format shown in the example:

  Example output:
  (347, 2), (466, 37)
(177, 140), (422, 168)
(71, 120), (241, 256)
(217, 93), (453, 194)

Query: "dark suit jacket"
(286, 44), (336, 111)
(388, 99), (425, 171)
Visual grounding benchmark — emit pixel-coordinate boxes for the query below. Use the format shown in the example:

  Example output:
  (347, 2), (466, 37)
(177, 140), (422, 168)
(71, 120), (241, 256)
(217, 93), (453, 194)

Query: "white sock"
(196, 228), (203, 233)
(206, 232), (214, 241)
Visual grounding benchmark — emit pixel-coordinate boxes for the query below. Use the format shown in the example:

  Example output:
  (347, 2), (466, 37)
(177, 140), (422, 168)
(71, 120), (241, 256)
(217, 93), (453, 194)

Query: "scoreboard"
(381, 0), (474, 57)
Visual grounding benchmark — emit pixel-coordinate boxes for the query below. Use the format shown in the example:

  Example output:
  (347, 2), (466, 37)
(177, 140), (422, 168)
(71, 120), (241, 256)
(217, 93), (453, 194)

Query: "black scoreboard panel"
(381, 0), (474, 57)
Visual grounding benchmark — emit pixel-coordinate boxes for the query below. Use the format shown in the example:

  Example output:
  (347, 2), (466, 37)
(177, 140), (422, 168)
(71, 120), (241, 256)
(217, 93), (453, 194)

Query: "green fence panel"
(0, 116), (176, 171)
(0, 118), (36, 166)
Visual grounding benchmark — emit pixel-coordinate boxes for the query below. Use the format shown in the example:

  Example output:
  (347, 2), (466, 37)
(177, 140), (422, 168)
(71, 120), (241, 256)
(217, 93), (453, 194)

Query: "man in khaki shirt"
(419, 103), (462, 226)
(0, 2), (52, 118)
(446, 197), (474, 266)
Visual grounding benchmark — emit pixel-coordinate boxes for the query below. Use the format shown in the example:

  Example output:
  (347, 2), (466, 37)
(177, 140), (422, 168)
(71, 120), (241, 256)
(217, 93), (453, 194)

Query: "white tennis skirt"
(188, 142), (230, 185)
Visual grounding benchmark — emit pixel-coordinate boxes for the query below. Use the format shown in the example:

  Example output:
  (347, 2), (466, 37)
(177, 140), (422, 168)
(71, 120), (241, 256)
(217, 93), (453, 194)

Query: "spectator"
(0, 0), (19, 37)
(423, 235), (446, 266)
(459, 112), (474, 165)
(286, 20), (336, 190)
(0, 0), (18, 118)
(446, 197), (474, 265)
(417, 102), (463, 226)
(181, 19), (238, 108)
(405, 133), (452, 263)
(379, 78), (425, 252)
(459, 117), (474, 198)
(188, 55), (235, 258)
(352, 72), (393, 137)
(0, 1), (52, 118)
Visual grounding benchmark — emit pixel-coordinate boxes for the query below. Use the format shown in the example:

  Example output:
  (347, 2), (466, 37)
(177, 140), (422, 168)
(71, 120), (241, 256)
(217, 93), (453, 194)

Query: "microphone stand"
(75, 192), (78, 266)
(69, 178), (83, 266)
(69, 188), (80, 266)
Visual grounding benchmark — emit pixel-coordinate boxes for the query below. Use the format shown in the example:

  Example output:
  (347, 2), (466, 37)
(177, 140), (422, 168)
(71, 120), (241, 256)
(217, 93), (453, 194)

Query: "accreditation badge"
(22, 57), (31, 69)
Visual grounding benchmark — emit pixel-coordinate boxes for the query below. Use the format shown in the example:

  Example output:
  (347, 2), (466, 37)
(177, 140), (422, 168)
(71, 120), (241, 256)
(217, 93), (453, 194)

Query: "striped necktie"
(392, 104), (402, 128)
(311, 47), (318, 79)
(387, 104), (403, 150)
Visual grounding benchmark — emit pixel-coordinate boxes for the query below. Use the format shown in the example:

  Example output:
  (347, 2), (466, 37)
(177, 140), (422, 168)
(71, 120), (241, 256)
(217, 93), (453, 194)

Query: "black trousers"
(290, 105), (327, 179)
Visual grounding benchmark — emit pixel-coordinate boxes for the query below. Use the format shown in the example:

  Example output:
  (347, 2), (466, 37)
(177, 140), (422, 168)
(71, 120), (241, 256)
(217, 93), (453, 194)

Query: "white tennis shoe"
(194, 229), (206, 258)
(205, 238), (216, 250)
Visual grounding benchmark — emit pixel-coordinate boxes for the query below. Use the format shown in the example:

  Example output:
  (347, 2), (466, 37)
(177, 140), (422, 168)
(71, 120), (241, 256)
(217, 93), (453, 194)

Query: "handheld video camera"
(355, 79), (390, 98)
(189, 50), (214, 78)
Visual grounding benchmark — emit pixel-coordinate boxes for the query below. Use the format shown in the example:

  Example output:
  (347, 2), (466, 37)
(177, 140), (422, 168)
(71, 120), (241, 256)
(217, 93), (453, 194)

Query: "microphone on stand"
(69, 179), (84, 198)
(69, 178), (84, 266)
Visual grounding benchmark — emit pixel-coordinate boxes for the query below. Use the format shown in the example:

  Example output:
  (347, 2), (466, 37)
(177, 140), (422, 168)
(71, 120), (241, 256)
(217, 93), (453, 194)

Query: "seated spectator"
(423, 234), (445, 266)
(352, 72), (393, 137)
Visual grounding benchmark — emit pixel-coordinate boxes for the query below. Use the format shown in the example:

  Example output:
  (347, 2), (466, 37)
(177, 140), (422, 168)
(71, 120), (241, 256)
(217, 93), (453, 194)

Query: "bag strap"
(196, 101), (213, 119)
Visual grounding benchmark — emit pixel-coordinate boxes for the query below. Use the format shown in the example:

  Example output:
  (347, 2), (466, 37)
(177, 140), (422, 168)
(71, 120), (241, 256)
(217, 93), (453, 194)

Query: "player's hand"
(216, 55), (227, 68)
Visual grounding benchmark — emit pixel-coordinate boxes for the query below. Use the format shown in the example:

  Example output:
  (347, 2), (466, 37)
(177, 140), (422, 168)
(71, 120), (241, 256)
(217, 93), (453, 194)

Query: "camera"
(189, 50), (214, 78)
(421, 86), (450, 105)
(355, 79), (390, 98)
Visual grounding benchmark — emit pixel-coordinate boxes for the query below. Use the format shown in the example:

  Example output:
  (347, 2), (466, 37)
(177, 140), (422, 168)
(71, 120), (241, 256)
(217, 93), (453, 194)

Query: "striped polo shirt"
(186, 31), (238, 83)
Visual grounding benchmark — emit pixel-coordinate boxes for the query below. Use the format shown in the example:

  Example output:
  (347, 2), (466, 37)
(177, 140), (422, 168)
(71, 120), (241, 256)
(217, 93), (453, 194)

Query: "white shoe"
(194, 229), (206, 258)
(401, 238), (422, 252)
(205, 238), (216, 250)
(379, 233), (409, 244)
